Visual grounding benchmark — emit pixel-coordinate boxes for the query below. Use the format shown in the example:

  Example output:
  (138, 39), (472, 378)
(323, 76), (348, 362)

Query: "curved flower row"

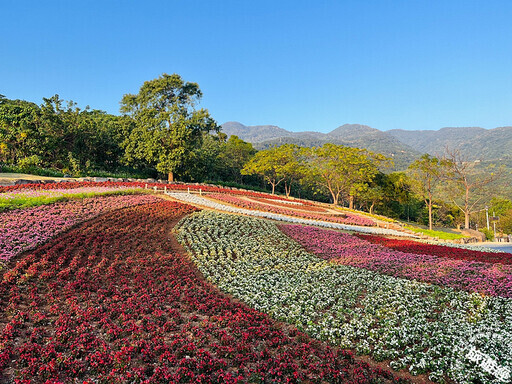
(168, 192), (412, 237)
(356, 234), (512, 264)
(0, 194), (160, 263)
(281, 225), (512, 297)
(0, 201), (401, 383)
(248, 196), (328, 212)
(208, 193), (375, 226)
(175, 211), (512, 383)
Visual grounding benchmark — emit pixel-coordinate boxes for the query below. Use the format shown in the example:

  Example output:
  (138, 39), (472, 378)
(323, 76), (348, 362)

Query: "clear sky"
(1, 0), (512, 133)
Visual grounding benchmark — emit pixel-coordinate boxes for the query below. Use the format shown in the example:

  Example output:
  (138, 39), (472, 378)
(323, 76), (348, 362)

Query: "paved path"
(476, 243), (512, 254)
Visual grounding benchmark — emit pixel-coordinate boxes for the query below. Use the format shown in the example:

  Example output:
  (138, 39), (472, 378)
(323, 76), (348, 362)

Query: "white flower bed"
(258, 198), (304, 205)
(168, 192), (417, 237)
(175, 211), (512, 383)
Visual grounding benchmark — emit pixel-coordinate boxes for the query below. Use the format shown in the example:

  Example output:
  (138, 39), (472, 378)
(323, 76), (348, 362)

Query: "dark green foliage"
(0, 95), (134, 176)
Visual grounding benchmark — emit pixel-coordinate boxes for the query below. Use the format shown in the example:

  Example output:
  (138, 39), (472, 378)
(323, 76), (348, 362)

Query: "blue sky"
(1, 0), (512, 132)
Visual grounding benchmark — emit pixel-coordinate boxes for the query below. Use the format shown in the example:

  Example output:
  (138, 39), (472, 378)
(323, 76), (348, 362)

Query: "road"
(476, 243), (512, 254)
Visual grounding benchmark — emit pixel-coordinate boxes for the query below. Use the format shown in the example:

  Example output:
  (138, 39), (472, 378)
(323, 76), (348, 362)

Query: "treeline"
(0, 94), (137, 177)
(1, 74), (511, 233)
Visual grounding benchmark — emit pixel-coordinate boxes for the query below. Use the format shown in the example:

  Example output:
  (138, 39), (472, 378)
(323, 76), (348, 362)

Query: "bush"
(480, 228), (494, 241)
(17, 155), (42, 170)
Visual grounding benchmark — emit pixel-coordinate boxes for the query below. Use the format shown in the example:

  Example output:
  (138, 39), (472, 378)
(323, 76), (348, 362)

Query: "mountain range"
(221, 121), (512, 170)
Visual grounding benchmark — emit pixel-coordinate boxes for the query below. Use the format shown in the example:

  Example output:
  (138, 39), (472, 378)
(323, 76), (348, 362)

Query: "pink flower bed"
(280, 224), (512, 297)
(0, 194), (160, 263)
(209, 194), (375, 227)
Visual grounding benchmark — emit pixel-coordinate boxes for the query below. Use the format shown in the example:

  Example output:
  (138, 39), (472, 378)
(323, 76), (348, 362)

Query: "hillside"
(387, 126), (512, 159)
(221, 122), (512, 168)
(222, 122), (420, 170)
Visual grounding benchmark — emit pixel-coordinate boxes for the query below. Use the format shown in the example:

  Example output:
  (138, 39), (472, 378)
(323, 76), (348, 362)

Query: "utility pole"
(493, 210), (496, 239)
(486, 206), (490, 230)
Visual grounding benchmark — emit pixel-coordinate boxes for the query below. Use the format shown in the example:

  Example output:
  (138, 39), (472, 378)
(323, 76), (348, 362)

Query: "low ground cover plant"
(175, 211), (512, 383)
(403, 225), (468, 240)
(0, 201), (402, 383)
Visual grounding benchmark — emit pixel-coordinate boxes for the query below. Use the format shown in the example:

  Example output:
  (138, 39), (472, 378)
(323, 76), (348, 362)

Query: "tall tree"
(303, 144), (384, 207)
(276, 144), (304, 197)
(218, 135), (256, 183)
(241, 144), (300, 194)
(443, 148), (503, 229)
(408, 154), (444, 230)
(346, 151), (389, 209)
(121, 73), (218, 181)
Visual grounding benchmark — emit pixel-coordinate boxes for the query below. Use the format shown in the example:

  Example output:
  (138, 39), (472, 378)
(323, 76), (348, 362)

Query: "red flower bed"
(357, 234), (512, 265)
(248, 196), (329, 213)
(0, 200), (403, 383)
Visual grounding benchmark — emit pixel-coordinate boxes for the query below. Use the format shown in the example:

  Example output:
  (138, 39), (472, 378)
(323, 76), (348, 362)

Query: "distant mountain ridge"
(220, 122), (512, 170)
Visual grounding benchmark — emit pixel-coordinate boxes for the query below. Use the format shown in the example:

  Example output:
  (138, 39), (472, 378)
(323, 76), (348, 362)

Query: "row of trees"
(241, 143), (387, 207)
(408, 151), (502, 230)
(0, 74), (255, 181)
(243, 144), (504, 231)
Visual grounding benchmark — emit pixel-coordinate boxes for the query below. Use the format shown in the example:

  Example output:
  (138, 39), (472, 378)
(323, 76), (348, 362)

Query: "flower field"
(207, 193), (375, 226)
(175, 211), (512, 383)
(2, 181), (512, 383)
(246, 196), (330, 212)
(169, 192), (410, 237)
(0, 200), (403, 383)
(0, 186), (144, 211)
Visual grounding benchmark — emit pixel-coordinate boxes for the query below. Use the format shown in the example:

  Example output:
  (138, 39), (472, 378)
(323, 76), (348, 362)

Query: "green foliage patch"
(0, 189), (145, 212)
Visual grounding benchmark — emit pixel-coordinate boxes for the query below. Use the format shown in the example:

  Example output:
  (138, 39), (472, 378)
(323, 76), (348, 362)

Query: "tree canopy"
(121, 73), (218, 181)
(408, 154), (444, 230)
(303, 144), (386, 206)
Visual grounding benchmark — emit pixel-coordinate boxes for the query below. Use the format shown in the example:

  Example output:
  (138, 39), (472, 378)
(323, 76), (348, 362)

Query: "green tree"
(121, 73), (218, 181)
(303, 144), (384, 207)
(501, 210), (512, 234)
(490, 197), (512, 217)
(276, 144), (304, 197)
(408, 154), (444, 230)
(219, 135), (256, 183)
(0, 98), (42, 164)
(241, 145), (298, 194)
(346, 152), (389, 209)
(443, 148), (503, 229)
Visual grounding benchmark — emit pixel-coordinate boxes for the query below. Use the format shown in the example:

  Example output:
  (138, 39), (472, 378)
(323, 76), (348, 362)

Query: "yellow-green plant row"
(0, 187), (145, 212)
(175, 211), (512, 384)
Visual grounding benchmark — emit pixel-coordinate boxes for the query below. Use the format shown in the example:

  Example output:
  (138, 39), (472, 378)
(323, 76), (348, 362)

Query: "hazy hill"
(388, 127), (487, 157)
(220, 122), (294, 142)
(221, 122), (512, 167)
